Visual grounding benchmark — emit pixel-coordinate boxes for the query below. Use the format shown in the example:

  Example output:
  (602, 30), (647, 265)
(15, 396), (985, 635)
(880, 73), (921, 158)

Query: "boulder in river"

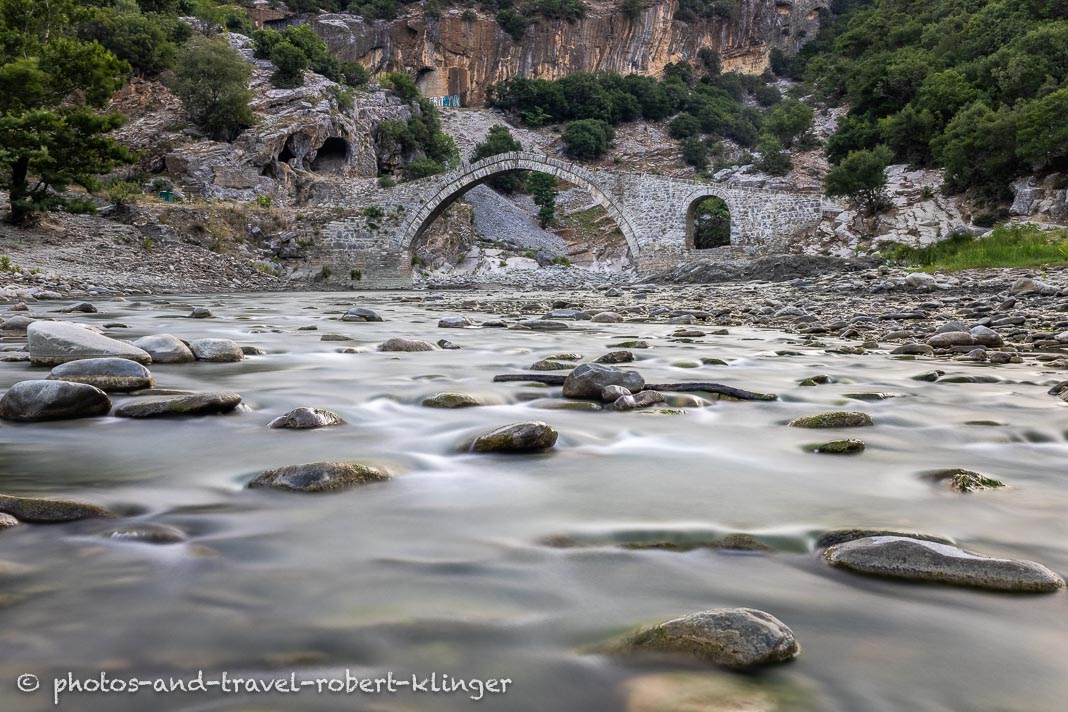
(595, 350), (635, 364)
(189, 338), (244, 362)
(808, 439), (865, 454)
(563, 363), (645, 399)
(470, 421), (558, 453)
(815, 529), (954, 549)
(438, 316), (473, 328)
(0, 315), (37, 332)
(48, 358), (154, 392)
(379, 338), (436, 352)
(823, 536), (1065, 592)
(114, 392), (242, 418)
(926, 331), (975, 348)
(188, 307), (213, 319)
(268, 407), (345, 429)
(922, 468), (1005, 493)
(591, 312), (623, 323)
(0, 380), (111, 421)
(342, 307), (383, 322)
(59, 301), (98, 314)
(132, 334), (195, 364)
(602, 608), (800, 668)
(788, 412), (873, 428)
(28, 321), (151, 366)
(0, 493), (115, 522)
(422, 392), (481, 408)
(248, 461), (390, 492)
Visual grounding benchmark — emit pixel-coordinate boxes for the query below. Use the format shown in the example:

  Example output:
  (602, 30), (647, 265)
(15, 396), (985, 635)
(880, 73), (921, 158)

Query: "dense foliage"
(253, 25), (369, 89)
(471, 124), (524, 192)
(0, 0), (135, 224)
(169, 36), (255, 141)
(376, 95), (458, 181)
(788, 0), (1068, 202)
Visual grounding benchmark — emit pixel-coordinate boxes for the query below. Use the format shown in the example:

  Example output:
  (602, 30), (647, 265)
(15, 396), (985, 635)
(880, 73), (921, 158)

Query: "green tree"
(382, 71), (420, 102)
(825, 145), (894, 215)
(170, 35), (255, 141)
(270, 41), (308, 88)
(561, 119), (613, 160)
(933, 101), (1019, 198)
(527, 171), (556, 227)
(1015, 87), (1068, 171)
(669, 112), (701, 139)
(0, 2), (133, 225)
(621, 0), (641, 20)
(681, 137), (708, 171)
(756, 137), (792, 176)
(763, 99), (813, 148)
(471, 124), (524, 193)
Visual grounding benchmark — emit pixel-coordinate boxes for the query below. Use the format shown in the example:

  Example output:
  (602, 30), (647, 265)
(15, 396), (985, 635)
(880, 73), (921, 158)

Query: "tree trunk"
(8, 156), (31, 226)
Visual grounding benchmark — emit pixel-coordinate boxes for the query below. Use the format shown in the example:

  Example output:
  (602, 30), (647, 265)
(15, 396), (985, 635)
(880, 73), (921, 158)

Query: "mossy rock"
(922, 468), (1006, 493)
(807, 439), (866, 455)
(422, 392), (481, 408)
(788, 411), (873, 428)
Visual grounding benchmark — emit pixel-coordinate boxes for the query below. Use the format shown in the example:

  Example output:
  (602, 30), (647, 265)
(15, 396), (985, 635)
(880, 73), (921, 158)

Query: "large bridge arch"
(398, 152), (642, 258)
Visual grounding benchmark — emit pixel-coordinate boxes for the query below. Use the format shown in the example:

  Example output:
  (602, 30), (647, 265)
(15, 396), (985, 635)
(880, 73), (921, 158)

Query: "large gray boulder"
(48, 358), (153, 392)
(27, 321), (151, 366)
(0, 380), (111, 421)
(114, 392), (242, 418)
(132, 334), (195, 363)
(603, 608), (800, 668)
(824, 536), (1065, 592)
(189, 338), (244, 362)
(563, 363), (645, 399)
(470, 421), (558, 453)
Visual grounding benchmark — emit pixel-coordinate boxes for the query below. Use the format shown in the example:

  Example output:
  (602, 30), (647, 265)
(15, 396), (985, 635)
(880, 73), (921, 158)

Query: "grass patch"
(884, 225), (1068, 272)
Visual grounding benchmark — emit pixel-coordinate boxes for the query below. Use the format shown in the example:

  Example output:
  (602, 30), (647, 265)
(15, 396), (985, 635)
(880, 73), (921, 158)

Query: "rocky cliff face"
(312, 0), (827, 105)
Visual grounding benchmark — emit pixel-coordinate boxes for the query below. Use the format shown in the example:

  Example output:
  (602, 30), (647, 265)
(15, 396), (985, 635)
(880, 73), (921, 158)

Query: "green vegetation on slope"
(884, 225), (1068, 272)
(782, 0), (1068, 204)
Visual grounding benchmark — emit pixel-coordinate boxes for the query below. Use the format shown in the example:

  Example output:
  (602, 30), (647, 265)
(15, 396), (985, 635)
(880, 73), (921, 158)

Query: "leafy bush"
(270, 42), (308, 89)
(170, 36), (255, 141)
(825, 145), (893, 215)
(471, 124), (524, 192)
(561, 119), (613, 160)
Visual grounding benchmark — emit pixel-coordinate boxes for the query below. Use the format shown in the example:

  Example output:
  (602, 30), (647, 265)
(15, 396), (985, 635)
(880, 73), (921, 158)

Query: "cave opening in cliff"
(277, 142), (295, 165)
(310, 137), (349, 174)
(689, 196), (731, 249)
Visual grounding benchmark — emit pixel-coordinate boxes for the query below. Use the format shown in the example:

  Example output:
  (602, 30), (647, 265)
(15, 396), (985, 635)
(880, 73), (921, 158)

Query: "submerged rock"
(422, 392), (481, 408)
(132, 334), (195, 364)
(248, 461), (390, 492)
(28, 321), (151, 366)
(595, 350), (635, 364)
(0, 493), (115, 522)
(268, 407), (345, 429)
(188, 307), (213, 319)
(114, 392), (242, 418)
(824, 536), (1065, 592)
(48, 358), (153, 392)
(602, 608), (800, 668)
(922, 468), (1006, 493)
(189, 338), (244, 362)
(0, 380), (111, 421)
(563, 363), (645, 399)
(529, 359), (574, 371)
(788, 412), (873, 428)
(470, 421), (558, 453)
(97, 523), (187, 545)
(379, 338), (437, 352)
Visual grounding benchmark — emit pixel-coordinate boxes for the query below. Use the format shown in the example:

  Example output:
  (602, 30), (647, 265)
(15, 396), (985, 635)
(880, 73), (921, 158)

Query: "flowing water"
(1, 291), (1067, 711)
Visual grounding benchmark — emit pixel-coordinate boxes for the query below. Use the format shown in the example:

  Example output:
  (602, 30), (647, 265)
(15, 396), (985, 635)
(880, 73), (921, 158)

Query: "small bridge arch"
(398, 151), (642, 259)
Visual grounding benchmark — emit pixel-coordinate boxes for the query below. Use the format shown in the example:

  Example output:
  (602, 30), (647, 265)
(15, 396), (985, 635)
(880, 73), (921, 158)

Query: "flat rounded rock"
(28, 321), (151, 366)
(0, 493), (115, 522)
(114, 392), (242, 418)
(604, 608), (800, 668)
(563, 362), (645, 399)
(0, 380), (111, 421)
(248, 461), (390, 493)
(342, 307), (383, 322)
(788, 411), (873, 428)
(268, 407), (345, 429)
(824, 536), (1065, 592)
(48, 357), (154, 392)
(470, 421), (558, 453)
(189, 338), (244, 362)
(379, 338), (436, 352)
(422, 393), (481, 408)
(132, 334), (195, 363)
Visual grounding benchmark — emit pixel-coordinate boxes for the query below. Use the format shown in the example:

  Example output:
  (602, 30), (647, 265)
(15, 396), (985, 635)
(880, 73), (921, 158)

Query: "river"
(1, 290), (1066, 711)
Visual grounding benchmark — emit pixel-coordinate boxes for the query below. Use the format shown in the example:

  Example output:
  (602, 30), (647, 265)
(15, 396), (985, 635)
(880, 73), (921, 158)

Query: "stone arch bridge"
(318, 151), (821, 288)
